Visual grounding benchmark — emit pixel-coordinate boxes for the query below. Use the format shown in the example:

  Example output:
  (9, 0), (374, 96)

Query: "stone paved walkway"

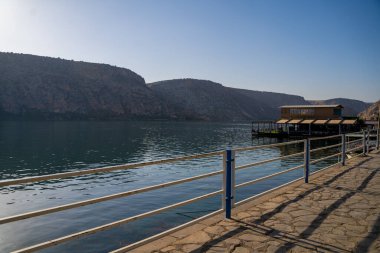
(131, 151), (380, 253)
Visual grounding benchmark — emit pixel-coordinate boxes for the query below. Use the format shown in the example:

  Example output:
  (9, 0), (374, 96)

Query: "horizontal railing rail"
(310, 143), (341, 153)
(309, 134), (342, 141)
(0, 151), (224, 187)
(0, 169), (223, 225)
(310, 152), (341, 165)
(346, 139), (363, 145)
(235, 164), (304, 189)
(1, 129), (377, 253)
(12, 190), (223, 253)
(233, 139), (304, 152)
(235, 151), (305, 170)
(347, 145), (364, 153)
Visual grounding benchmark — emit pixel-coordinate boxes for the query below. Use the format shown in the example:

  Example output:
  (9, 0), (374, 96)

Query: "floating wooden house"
(252, 104), (361, 137)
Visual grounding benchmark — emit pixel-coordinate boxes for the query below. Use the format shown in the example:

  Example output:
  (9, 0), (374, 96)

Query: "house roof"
(301, 119), (315, 124)
(328, 119), (343, 124)
(288, 119), (302, 124)
(313, 119), (329, 124)
(280, 104), (343, 109)
(276, 119), (290, 124)
(341, 119), (357, 125)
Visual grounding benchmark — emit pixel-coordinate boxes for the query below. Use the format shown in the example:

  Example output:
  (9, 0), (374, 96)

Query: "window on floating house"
(333, 109), (342, 116)
(290, 108), (315, 116)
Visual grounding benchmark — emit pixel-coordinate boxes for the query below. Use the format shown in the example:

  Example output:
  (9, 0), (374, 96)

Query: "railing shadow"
(189, 157), (374, 253)
(354, 214), (380, 252)
(274, 167), (379, 252)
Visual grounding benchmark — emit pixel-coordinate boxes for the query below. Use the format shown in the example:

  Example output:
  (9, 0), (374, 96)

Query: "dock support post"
(223, 149), (235, 219)
(304, 139), (310, 183)
(270, 122), (272, 136)
(341, 134), (346, 166)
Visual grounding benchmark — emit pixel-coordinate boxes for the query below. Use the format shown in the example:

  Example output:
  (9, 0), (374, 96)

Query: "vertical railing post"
(376, 128), (379, 150)
(223, 148), (235, 219)
(341, 134), (346, 166)
(362, 130), (366, 155)
(304, 138), (310, 183)
(366, 130), (370, 154)
(369, 129), (373, 152)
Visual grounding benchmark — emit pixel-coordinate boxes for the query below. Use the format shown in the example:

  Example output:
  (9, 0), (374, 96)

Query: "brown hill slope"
(149, 79), (309, 121)
(0, 52), (172, 119)
(358, 100), (380, 120)
(0, 52), (369, 122)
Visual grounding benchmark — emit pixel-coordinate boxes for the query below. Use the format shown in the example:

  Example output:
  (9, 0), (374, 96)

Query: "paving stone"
(232, 247), (251, 253)
(161, 245), (176, 252)
(238, 233), (268, 242)
(236, 212), (251, 219)
(218, 220), (236, 226)
(294, 214), (317, 222)
(329, 215), (358, 225)
(274, 212), (292, 222)
(272, 223), (294, 233)
(289, 209), (315, 217)
(204, 246), (227, 253)
(246, 210), (262, 217)
(175, 231), (211, 245)
(199, 215), (224, 226)
(225, 238), (241, 246)
(181, 244), (201, 252)
(270, 196), (287, 203)
(171, 224), (207, 239)
(342, 224), (366, 233)
(290, 245), (315, 252)
(331, 227), (345, 236)
(260, 201), (280, 209)
(204, 225), (225, 235)
(129, 236), (177, 253)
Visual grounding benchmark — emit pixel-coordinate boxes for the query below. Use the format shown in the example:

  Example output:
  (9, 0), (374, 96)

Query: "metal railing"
(0, 129), (378, 253)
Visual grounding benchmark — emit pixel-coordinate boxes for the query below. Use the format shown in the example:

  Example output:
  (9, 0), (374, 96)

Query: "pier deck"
(131, 151), (380, 253)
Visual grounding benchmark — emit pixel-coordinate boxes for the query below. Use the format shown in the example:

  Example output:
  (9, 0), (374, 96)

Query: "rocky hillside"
(149, 79), (308, 121)
(358, 100), (379, 120)
(308, 98), (371, 117)
(0, 52), (370, 121)
(0, 52), (172, 120)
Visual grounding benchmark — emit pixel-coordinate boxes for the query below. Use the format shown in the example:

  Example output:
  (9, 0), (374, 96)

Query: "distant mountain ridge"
(149, 79), (308, 121)
(0, 52), (173, 120)
(308, 98), (371, 117)
(0, 52), (370, 121)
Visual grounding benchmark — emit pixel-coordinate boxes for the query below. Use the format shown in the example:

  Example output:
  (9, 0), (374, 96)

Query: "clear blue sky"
(1, 0), (379, 102)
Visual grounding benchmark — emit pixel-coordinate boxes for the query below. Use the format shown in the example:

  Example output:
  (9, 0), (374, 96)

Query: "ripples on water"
(0, 121), (342, 253)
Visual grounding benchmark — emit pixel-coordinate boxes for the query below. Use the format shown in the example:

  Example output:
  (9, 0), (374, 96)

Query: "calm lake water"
(0, 121), (341, 253)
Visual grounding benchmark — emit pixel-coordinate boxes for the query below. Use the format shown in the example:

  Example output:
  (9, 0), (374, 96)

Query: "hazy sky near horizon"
(0, 0), (379, 102)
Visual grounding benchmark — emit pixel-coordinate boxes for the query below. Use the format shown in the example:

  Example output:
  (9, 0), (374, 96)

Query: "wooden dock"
(130, 151), (380, 253)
